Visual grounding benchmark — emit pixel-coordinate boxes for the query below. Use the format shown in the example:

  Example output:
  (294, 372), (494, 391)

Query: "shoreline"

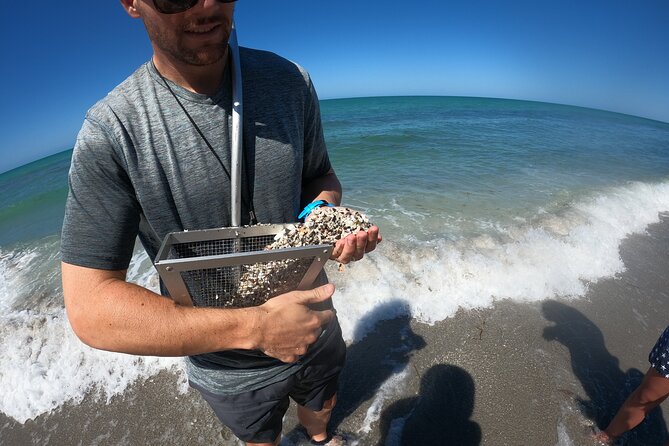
(2, 213), (669, 445)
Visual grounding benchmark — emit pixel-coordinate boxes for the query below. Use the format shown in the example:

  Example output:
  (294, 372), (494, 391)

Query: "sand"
(2, 214), (668, 445)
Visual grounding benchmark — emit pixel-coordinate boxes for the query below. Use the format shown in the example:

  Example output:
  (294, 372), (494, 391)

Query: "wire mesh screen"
(180, 257), (314, 307)
(167, 234), (275, 260)
(154, 225), (332, 308)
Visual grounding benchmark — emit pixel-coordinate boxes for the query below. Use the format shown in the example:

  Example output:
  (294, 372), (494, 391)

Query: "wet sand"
(2, 213), (668, 445)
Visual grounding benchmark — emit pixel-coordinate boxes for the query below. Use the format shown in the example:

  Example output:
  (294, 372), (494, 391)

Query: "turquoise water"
(1, 96), (668, 424)
(0, 150), (71, 247)
(323, 97), (669, 241)
(2, 97), (668, 248)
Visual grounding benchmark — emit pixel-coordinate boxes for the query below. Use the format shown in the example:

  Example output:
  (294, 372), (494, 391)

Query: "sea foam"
(332, 180), (669, 341)
(0, 310), (184, 423)
(1, 180), (667, 423)
(0, 245), (185, 424)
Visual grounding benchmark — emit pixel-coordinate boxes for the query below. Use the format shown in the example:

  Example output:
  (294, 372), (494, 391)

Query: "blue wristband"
(298, 200), (334, 221)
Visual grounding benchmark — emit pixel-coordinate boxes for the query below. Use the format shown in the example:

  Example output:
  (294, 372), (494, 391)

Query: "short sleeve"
(301, 75), (332, 183)
(60, 115), (141, 270)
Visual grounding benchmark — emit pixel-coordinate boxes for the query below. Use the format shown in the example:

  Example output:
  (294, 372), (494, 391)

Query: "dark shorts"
(649, 325), (669, 378)
(190, 332), (346, 443)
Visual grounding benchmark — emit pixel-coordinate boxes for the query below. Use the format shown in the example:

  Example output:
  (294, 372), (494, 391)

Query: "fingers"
(284, 286), (335, 328)
(313, 308), (335, 327)
(330, 239), (344, 260)
(293, 283), (335, 304)
(332, 234), (361, 264)
(354, 231), (368, 260)
(365, 226), (381, 253)
(256, 285), (335, 363)
(331, 227), (382, 264)
(262, 315), (330, 363)
(265, 345), (310, 363)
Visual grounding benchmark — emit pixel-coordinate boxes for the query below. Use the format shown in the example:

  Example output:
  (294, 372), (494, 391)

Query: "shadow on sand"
(332, 299), (426, 430)
(284, 299), (426, 443)
(378, 364), (481, 446)
(542, 300), (668, 445)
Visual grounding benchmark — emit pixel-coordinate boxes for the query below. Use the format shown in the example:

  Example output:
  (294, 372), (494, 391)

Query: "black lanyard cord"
(154, 65), (257, 225)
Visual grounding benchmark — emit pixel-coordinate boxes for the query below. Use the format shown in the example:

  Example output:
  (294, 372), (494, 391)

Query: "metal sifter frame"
(154, 224), (333, 307)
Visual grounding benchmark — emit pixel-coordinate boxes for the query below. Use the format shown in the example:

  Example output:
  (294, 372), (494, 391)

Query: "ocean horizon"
(1, 95), (668, 444)
(2, 94), (668, 178)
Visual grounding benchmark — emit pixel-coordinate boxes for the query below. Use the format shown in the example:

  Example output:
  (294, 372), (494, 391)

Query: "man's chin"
(184, 49), (227, 67)
(170, 42), (227, 67)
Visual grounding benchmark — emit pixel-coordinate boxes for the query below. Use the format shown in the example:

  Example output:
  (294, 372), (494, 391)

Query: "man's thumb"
(295, 283), (335, 304)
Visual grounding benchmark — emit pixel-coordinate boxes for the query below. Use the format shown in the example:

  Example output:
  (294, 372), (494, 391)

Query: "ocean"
(1, 96), (669, 445)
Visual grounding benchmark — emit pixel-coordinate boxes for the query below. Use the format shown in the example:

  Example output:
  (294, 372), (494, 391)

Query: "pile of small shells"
(224, 207), (372, 307)
(271, 206), (372, 249)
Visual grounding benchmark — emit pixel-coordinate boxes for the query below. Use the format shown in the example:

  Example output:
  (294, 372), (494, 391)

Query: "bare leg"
(297, 393), (337, 443)
(596, 367), (669, 443)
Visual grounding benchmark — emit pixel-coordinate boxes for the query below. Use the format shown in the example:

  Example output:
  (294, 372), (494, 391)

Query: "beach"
(2, 215), (667, 445)
(281, 213), (669, 445)
(1, 97), (668, 445)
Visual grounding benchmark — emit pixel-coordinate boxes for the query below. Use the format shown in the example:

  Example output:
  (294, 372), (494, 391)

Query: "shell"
(271, 206), (372, 249)
(231, 207), (373, 306)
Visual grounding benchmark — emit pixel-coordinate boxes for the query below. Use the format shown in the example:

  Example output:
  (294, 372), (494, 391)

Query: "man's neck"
(152, 50), (228, 96)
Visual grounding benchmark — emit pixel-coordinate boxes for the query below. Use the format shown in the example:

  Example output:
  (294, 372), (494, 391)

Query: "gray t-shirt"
(61, 48), (339, 394)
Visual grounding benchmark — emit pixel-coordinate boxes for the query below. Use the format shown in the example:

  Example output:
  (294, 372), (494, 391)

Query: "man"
(60, 1), (380, 445)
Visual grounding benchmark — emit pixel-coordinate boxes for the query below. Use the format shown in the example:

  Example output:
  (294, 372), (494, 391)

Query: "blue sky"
(1, 0), (668, 173)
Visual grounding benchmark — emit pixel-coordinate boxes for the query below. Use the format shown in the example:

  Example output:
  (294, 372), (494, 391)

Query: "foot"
(310, 433), (346, 446)
(591, 430), (614, 445)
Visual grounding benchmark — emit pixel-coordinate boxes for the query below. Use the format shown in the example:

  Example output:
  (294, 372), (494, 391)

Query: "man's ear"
(119, 0), (141, 18)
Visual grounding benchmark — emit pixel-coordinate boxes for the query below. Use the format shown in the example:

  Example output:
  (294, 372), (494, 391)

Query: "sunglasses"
(153, 0), (236, 15)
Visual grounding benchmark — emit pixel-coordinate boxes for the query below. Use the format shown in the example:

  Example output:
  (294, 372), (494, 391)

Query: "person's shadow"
(378, 364), (481, 446)
(542, 300), (668, 444)
(283, 299), (426, 443)
(332, 299), (426, 430)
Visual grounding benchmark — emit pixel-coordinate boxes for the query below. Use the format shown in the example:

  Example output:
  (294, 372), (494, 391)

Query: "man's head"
(120, 0), (236, 68)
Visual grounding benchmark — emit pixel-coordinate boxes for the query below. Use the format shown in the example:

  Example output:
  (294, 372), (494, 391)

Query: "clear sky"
(1, 0), (668, 173)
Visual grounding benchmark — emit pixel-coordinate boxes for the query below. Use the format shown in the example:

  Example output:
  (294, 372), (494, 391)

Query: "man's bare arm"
(301, 168), (343, 206)
(62, 262), (334, 362)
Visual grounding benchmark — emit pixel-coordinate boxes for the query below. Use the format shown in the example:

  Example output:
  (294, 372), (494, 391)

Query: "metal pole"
(229, 23), (243, 228)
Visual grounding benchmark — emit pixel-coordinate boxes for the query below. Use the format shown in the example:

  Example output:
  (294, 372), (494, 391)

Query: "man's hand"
(330, 225), (382, 264)
(253, 284), (336, 363)
(304, 206), (382, 264)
